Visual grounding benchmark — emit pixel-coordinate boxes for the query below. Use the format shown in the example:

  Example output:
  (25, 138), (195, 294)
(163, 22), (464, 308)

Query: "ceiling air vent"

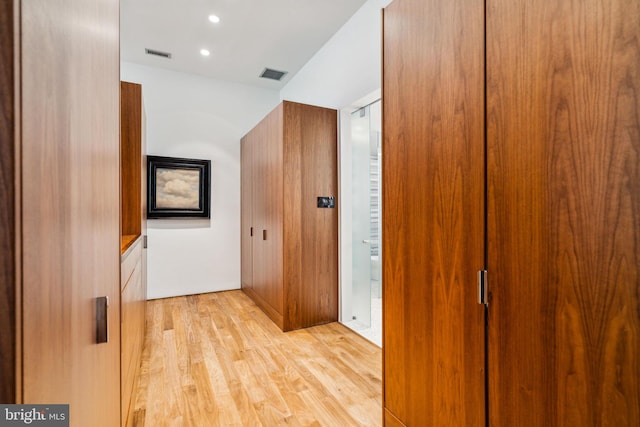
(260, 68), (288, 81)
(145, 48), (172, 59)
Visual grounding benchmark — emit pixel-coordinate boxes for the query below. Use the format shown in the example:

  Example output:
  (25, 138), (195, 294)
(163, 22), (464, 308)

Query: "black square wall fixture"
(317, 196), (335, 208)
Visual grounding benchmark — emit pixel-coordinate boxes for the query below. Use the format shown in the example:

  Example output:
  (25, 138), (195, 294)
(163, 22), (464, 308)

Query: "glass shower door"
(349, 100), (381, 341)
(351, 106), (372, 328)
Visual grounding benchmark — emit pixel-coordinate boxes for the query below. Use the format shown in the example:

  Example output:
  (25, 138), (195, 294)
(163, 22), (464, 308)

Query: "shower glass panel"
(349, 100), (381, 340)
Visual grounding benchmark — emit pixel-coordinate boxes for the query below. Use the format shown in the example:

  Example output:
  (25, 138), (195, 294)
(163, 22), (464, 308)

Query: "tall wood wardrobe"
(0, 0), (122, 425)
(241, 101), (338, 332)
(382, 0), (639, 426)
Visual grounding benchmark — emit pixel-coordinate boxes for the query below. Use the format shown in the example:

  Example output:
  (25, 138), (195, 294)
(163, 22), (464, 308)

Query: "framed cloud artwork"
(147, 155), (211, 219)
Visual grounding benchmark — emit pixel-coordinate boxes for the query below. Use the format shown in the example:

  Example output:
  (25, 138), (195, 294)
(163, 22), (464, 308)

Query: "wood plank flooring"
(131, 290), (382, 426)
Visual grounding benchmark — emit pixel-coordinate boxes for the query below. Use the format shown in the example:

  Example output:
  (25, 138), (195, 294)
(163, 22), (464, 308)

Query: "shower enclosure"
(343, 100), (382, 346)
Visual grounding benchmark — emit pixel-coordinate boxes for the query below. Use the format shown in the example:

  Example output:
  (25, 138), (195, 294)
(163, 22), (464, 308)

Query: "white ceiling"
(121, 0), (369, 90)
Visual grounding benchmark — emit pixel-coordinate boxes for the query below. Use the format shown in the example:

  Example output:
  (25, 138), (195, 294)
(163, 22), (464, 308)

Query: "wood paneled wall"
(0, 0), (17, 404)
(283, 102), (338, 331)
(382, 0), (486, 425)
(121, 81), (143, 248)
(19, 0), (121, 425)
(487, 0), (640, 425)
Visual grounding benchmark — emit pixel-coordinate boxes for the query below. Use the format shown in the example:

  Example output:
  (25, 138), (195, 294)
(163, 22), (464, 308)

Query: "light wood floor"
(130, 290), (382, 426)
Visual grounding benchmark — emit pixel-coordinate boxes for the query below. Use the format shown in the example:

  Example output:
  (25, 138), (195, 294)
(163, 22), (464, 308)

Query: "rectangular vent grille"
(145, 48), (172, 59)
(260, 68), (288, 81)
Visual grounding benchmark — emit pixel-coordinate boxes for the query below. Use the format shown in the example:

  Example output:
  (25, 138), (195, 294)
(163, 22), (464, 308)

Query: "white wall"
(122, 62), (280, 299)
(280, 0), (392, 110)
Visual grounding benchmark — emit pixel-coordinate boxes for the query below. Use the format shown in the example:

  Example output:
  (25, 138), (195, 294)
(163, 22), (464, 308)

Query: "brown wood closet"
(1, 5), (149, 426)
(382, 0), (640, 426)
(241, 101), (339, 331)
(1, 0), (122, 424)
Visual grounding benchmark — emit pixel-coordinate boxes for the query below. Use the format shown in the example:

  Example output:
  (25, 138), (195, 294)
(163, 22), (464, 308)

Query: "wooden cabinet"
(0, 0), (122, 423)
(243, 104), (285, 322)
(241, 101), (338, 332)
(120, 81), (147, 426)
(383, 0), (640, 426)
(121, 81), (147, 252)
(120, 240), (145, 427)
(382, 0), (485, 424)
(486, 1), (640, 425)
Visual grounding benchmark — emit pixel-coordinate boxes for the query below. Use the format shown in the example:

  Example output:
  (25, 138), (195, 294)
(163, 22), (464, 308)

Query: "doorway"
(341, 99), (382, 346)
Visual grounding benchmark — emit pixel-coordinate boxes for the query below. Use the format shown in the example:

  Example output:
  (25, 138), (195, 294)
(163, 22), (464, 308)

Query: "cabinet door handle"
(263, 229), (267, 240)
(250, 227), (253, 237)
(96, 296), (109, 344)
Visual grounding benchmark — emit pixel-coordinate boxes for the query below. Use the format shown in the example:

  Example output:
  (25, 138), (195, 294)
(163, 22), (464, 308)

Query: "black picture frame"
(147, 155), (211, 219)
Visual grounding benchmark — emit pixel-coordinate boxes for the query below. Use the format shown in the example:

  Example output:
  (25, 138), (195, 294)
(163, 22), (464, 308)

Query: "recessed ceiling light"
(208, 14), (220, 23)
(200, 49), (210, 56)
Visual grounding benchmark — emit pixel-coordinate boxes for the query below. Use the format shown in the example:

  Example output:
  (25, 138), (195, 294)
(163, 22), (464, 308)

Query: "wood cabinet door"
(249, 105), (284, 324)
(382, 0), (486, 425)
(282, 102), (338, 331)
(487, 0), (640, 425)
(241, 134), (254, 291)
(20, 0), (121, 425)
(251, 124), (268, 305)
(262, 105), (284, 316)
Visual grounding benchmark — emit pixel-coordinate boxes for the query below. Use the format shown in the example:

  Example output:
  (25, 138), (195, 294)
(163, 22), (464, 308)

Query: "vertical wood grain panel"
(0, 0), (17, 404)
(282, 102), (303, 330)
(298, 103), (338, 329)
(487, 0), (640, 425)
(265, 105), (284, 315)
(241, 134), (253, 291)
(382, 0), (486, 425)
(20, 0), (121, 425)
(121, 81), (142, 244)
(121, 239), (144, 427)
(283, 101), (338, 331)
(242, 105), (284, 328)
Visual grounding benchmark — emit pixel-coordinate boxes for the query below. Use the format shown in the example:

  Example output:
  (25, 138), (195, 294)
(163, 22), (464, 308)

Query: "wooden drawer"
(120, 236), (146, 427)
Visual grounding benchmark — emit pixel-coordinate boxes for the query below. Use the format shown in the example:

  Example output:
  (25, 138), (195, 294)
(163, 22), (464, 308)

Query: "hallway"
(130, 291), (382, 426)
